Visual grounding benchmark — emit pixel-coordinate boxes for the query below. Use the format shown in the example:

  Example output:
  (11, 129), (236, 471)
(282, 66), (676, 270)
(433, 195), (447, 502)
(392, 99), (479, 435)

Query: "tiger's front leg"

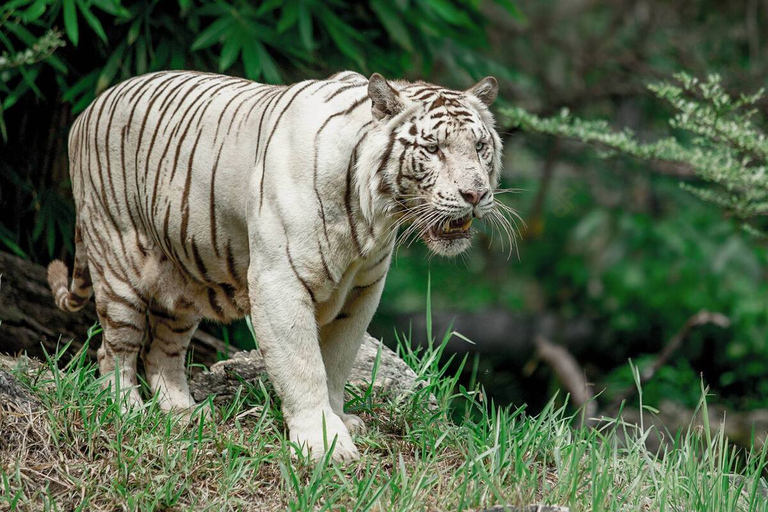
(319, 259), (389, 435)
(248, 263), (359, 462)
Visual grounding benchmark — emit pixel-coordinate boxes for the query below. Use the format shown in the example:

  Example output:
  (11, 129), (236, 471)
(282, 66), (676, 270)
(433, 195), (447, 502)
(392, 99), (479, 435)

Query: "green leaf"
(256, 43), (281, 83)
(277, 0), (299, 33)
(21, 0), (46, 23)
(63, 0), (79, 46)
(91, 0), (131, 18)
(64, 71), (98, 112)
(370, 0), (413, 51)
(32, 202), (46, 242)
(241, 41), (261, 80)
(297, 2), (314, 50)
(151, 38), (171, 69)
(169, 46), (186, 69)
(425, 0), (473, 27)
(256, 0), (284, 16)
(319, 9), (364, 68)
(218, 34), (241, 72)
(17, 65), (42, 99)
(127, 18), (142, 45)
(4, 21), (37, 46)
(46, 54), (68, 74)
(0, 0), (35, 16)
(97, 43), (126, 93)
(62, 70), (98, 103)
(135, 36), (147, 74)
(0, 233), (28, 259)
(0, 30), (14, 54)
(191, 17), (231, 51)
(72, 90), (95, 112)
(77, 1), (108, 43)
(2, 85), (22, 110)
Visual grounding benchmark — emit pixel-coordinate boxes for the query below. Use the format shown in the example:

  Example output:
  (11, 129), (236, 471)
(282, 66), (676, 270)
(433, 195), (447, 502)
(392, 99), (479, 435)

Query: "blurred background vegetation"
(2, 0), (768, 419)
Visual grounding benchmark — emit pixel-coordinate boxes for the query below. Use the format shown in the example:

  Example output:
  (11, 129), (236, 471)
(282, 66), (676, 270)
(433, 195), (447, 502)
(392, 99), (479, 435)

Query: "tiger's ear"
(368, 73), (404, 121)
(466, 76), (498, 107)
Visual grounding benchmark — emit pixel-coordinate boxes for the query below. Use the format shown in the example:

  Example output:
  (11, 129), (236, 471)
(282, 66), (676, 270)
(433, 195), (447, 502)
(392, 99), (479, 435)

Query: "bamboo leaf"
(297, 2), (313, 50)
(46, 53), (68, 74)
(21, 0), (46, 23)
(241, 41), (261, 80)
(218, 34), (241, 72)
(0, 231), (28, 259)
(4, 21), (37, 46)
(191, 17), (231, 51)
(91, 0), (130, 18)
(77, 1), (108, 43)
(127, 18), (142, 45)
(370, 0), (413, 51)
(425, 0), (472, 27)
(277, 0), (299, 33)
(62, 70), (97, 103)
(63, 0), (79, 46)
(97, 43), (126, 93)
(256, 42), (281, 83)
(135, 36), (147, 74)
(0, 0), (34, 16)
(319, 9), (364, 67)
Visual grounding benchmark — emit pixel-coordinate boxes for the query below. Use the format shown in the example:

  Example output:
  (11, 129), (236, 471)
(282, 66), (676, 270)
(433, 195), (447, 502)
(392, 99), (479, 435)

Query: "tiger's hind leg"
(92, 279), (149, 411)
(143, 305), (200, 413)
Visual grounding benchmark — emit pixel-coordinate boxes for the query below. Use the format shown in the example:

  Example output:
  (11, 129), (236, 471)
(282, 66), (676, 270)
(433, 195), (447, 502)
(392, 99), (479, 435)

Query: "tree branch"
(608, 310), (731, 410)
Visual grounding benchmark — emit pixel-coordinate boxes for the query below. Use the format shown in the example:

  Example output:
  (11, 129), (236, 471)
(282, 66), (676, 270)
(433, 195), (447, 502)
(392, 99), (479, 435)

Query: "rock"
(190, 333), (420, 402)
(0, 365), (41, 413)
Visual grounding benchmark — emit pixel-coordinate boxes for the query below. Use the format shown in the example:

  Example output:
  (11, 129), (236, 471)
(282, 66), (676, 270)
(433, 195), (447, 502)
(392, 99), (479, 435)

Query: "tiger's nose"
(459, 188), (489, 206)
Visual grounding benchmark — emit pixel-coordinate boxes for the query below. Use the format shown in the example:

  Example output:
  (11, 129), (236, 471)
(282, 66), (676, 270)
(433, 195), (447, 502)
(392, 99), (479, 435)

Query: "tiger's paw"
(340, 413), (367, 435)
(289, 409), (360, 463)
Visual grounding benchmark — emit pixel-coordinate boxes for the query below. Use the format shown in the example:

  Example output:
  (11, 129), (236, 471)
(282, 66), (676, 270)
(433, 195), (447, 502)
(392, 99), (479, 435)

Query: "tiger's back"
(66, 70), (375, 322)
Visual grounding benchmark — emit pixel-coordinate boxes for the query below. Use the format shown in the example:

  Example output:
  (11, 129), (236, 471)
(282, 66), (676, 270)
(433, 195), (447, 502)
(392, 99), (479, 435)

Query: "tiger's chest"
(314, 247), (392, 327)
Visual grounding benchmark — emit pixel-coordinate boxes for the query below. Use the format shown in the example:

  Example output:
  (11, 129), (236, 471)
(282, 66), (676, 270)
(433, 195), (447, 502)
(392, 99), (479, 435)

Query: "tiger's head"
(366, 73), (507, 257)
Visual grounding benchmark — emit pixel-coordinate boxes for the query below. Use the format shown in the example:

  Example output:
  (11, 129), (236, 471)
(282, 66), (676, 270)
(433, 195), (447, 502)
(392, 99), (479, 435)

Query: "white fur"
(59, 70), (504, 463)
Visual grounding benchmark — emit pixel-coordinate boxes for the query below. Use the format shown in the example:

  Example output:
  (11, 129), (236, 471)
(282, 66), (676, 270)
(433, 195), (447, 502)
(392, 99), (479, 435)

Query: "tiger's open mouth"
(426, 214), (473, 241)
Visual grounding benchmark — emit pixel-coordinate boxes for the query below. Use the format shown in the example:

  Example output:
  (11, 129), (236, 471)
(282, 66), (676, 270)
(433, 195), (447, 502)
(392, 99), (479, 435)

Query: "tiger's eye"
(426, 144), (439, 154)
(475, 141), (485, 151)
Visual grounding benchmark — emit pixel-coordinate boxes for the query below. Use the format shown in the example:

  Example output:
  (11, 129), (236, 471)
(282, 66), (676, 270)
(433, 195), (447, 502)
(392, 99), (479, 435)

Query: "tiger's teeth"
(443, 221), (451, 233)
(462, 219), (473, 230)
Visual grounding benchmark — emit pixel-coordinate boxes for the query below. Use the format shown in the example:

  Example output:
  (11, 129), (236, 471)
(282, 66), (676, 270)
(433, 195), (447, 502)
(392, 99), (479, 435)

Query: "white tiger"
(47, 70), (506, 462)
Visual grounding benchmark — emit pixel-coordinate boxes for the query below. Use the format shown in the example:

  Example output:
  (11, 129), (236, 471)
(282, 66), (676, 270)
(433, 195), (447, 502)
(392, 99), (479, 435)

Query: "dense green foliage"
(0, 0), (517, 129)
(503, 74), (768, 408)
(505, 74), (768, 231)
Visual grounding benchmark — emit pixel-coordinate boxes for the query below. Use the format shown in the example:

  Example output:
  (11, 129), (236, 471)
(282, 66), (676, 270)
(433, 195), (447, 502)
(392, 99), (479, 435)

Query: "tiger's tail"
(48, 227), (93, 313)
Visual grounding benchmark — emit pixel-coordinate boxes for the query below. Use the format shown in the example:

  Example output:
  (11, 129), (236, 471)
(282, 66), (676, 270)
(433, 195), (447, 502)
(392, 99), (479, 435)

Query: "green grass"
(1, 327), (768, 512)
